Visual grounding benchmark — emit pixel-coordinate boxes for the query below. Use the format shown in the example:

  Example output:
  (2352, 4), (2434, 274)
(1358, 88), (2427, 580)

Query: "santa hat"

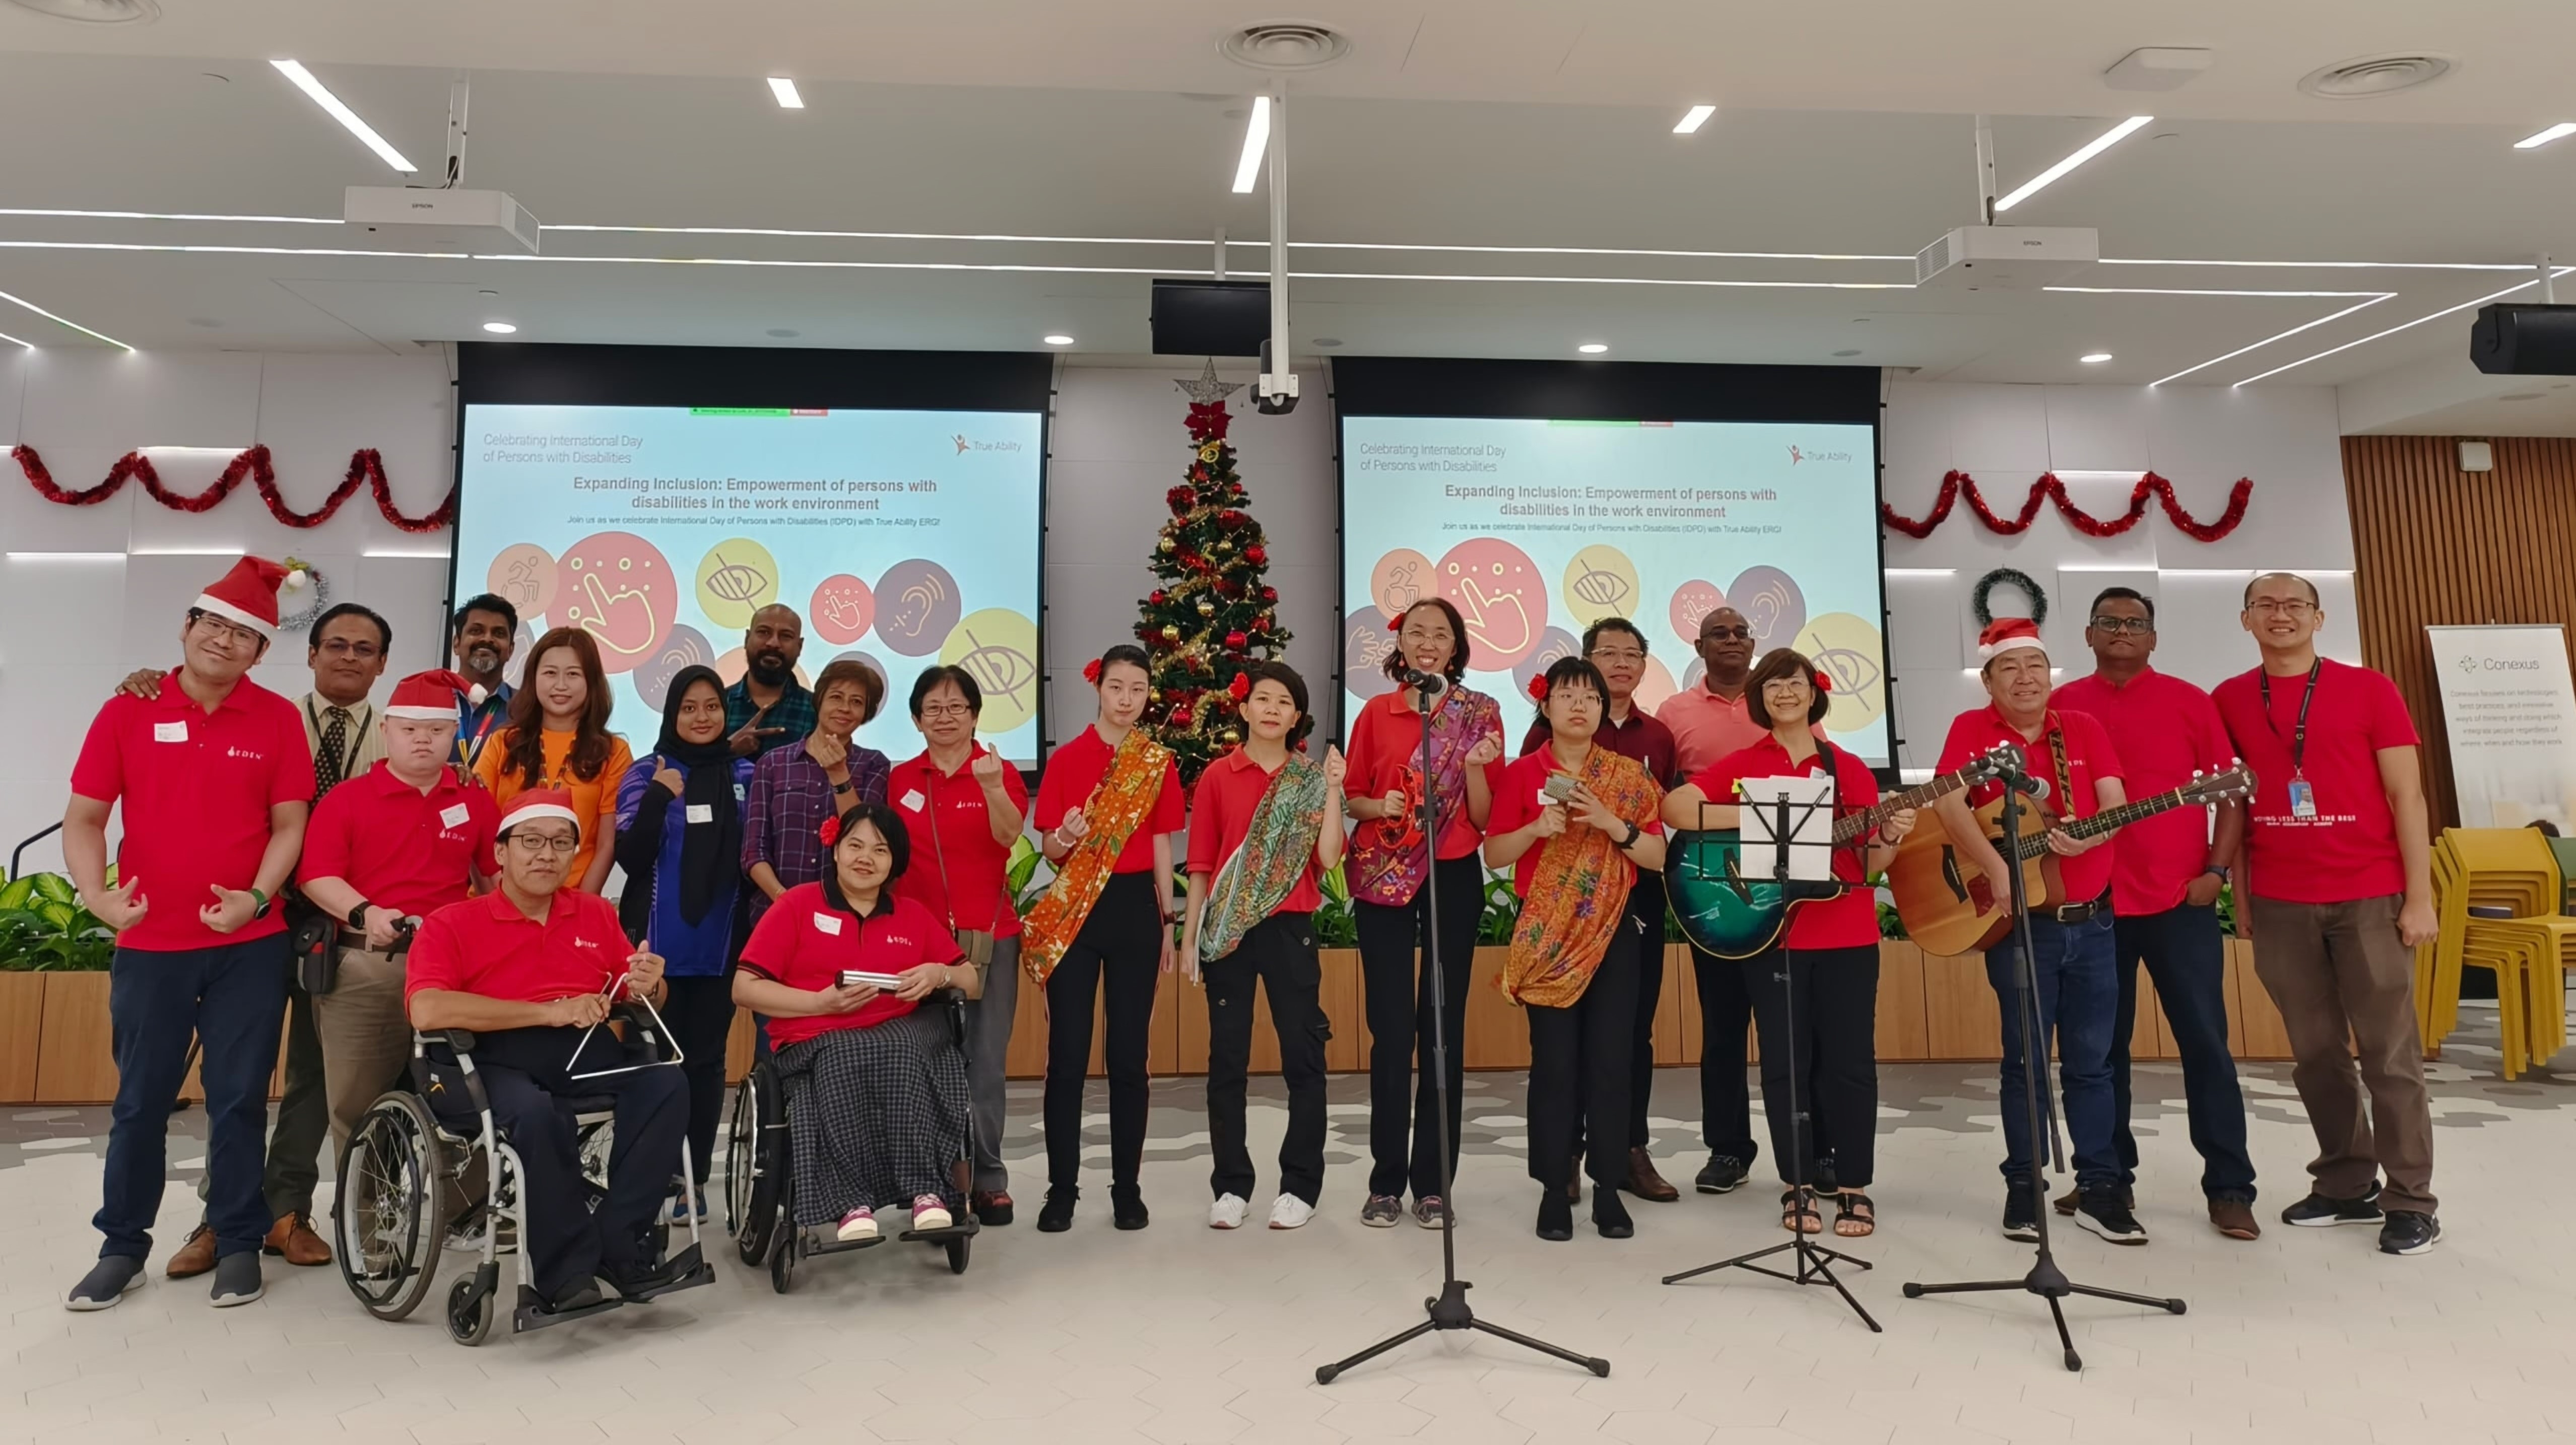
(498, 788), (581, 840)
(385, 669), (486, 722)
(192, 556), (304, 633)
(1976, 617), (2046, 662)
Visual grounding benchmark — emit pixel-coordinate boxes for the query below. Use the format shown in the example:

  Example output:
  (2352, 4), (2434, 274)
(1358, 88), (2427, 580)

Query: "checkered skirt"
(775, 1006), (970, 1225)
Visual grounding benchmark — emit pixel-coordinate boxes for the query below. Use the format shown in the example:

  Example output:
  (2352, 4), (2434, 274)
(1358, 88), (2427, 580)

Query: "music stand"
(1899, 751), (2185, 1370)
(1663, 781), (1880, 1331)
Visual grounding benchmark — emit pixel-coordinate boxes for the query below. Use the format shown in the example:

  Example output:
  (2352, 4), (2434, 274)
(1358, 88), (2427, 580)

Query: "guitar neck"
(1830, 768), (1974, 844)
(2004, 782), (2197, 859)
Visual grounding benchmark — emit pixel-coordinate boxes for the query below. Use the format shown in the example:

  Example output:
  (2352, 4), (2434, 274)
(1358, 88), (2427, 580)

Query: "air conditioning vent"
(2298, 52), (2454, 99)
(2, 0), (159, 21)
(1221, 23), (1350, 72)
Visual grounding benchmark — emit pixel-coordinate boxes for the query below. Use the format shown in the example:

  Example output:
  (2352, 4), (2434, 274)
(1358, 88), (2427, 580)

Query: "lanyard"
(2257, 660), (2322, 774)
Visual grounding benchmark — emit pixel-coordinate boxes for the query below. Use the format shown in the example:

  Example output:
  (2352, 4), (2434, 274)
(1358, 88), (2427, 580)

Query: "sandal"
(1779, 1189), (1822, 1235)
(1833, 1192), (1876, 1238)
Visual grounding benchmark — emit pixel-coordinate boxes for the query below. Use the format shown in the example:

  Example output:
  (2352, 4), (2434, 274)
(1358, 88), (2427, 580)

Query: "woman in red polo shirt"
(1663, 648), (1914, 1239)
(734, 802), (977, 1244)
(1177, 661), (1346, 1232)
(1022, 644), (1185, 1233)
(888, 664), (1030, 1228)
(1485, 657), (1667, 1241)
(1343, 598), (1505, 1230)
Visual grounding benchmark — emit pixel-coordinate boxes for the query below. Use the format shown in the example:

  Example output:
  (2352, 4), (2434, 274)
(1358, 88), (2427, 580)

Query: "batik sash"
(1021, 729), (1175, 983)
(1345, 687), (1500, 908)
(1498, 746), (1664, 1009)
(1199, 750), (1328, 961)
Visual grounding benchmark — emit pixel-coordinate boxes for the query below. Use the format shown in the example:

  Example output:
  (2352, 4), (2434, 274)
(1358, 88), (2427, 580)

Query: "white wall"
(1879, 379), (2358, 772)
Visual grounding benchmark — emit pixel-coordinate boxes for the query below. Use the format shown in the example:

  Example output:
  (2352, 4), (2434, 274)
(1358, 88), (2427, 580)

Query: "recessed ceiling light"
(766, 328), (800, 338)
(1673, 104), (1716, 135)
(2515, 122), (2576, 149)
(481, 321), (517, 334)
(766, 77), (804, 109)
(270, 60), (416, 173)
(1231, 95), (1272, 194)
(1311, 336), (1343, 348)
(1832, 349), (1862, 358)
(1577, 342), (1609, 355)
(2080, 352), (2114, 363)
(2501, 391), (2545, 401)
(1994, 116), (2153, 212)
(1042, 333), (1075, 346)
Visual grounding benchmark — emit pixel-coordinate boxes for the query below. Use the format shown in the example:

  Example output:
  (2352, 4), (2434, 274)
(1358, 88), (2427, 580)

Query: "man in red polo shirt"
(2054, 588), (2257, 1241)
(2214, 572), (2440, 1257)
(1932, 618), (2138, 1247)
(62, 559), (311, 1313)
(405, 790), (684, 1312)
(297, 670), (499, 1150)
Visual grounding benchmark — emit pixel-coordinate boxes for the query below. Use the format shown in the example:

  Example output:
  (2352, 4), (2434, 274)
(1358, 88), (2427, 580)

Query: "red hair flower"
(1813, 669), (1832, 694)
(1082, 658), (1103, 684)
(818, 814), (842, 848)
(1228, 672), (1251, 701)
(1527, 672), (1551, 703)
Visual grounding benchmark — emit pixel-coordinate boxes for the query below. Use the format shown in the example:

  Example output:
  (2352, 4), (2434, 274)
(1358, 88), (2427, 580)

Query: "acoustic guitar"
(1668, 745), (2015, 959)
(1887, 764), (2255, 957)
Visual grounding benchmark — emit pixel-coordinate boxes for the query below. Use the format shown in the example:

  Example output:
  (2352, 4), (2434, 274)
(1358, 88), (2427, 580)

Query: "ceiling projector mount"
(1913, 114), (2098, 292)
(344, 76), (540, 254)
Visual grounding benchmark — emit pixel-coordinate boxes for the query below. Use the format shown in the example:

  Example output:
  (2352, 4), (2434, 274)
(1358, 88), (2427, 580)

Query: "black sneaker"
(64, 1255), (145, 1312)
(2075, 1189), (2148, 1245)
(2281, 1181), (2384, 1227)
(209, 1251), (264, 1308)
(1695, 1155), (1750, 1195)
(2377, 1210), (2440, 1256)
(2001, 1179), (2040, 1243)
(1036, 1188), (1077, 1233)
(1111, 1186), (1150, 1231)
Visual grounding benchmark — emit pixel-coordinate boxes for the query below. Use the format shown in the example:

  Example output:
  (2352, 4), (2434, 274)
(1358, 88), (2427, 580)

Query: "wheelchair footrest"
(806, 1232), (888, 1257)
(512, 1285), (624, 1334)
(619, 1243), (716, 1303)
(897, 1219), (980, 1244)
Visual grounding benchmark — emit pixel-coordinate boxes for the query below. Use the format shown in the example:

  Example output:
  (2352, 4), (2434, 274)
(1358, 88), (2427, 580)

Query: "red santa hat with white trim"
(1976, 617), (2046, 664)
(498, 788), (582, 840)
(192, 555), (305, 633)
(384, 669), (487, 722)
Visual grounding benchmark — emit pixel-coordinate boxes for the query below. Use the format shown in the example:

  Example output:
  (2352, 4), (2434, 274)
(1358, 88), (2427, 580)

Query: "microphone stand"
(1663, 786), (1878, 1331)
(1317, 671), (1610, 1384)
(1900, 752), (2184, 1371)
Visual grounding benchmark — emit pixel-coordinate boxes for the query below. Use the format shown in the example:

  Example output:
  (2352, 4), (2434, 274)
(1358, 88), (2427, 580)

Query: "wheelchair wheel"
(335, 1092), (443, 1321)
(445, 1274), (493, 1346)
(729, 1063), (787, 1267)
(769, 1229), (798, 1294)
(945, 1235), (970, 1275)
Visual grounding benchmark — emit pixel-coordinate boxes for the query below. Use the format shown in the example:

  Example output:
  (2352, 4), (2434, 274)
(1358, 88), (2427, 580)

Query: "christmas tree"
(1131, 361), (1294, 785)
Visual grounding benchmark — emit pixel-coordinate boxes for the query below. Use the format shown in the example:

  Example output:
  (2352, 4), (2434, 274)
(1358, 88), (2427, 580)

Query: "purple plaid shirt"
(742, 740), (891, 922)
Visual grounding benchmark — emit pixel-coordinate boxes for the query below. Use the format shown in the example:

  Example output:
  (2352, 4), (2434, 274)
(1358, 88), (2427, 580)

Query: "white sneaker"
(1209, 1194), (1249, 1230)
(1268, 1195), (1315, 1230)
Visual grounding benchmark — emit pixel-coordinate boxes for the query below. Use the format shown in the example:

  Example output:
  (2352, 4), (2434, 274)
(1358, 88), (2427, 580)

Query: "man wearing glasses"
(1516, 618), (1682, 1203)
(2055, 588), (2258, 1242)
(64, 559), (311, 1311)
(2213, 573), (2440, 1257)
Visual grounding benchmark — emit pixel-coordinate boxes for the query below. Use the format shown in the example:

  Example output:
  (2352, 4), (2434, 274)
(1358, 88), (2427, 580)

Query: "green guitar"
(1667, 746), (2013, 959)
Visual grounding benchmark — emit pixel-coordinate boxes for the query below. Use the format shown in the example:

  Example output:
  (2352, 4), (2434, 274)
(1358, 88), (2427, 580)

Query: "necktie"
(315, 706), (352, 799)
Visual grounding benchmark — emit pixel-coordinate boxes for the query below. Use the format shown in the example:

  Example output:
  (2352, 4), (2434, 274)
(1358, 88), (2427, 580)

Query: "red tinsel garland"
(1881, 470), (2250, 542)
(13, 443), (453, 533)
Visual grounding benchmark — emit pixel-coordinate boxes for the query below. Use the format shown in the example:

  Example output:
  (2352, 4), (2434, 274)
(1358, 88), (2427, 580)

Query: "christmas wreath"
(1972, 567), (2047, 629)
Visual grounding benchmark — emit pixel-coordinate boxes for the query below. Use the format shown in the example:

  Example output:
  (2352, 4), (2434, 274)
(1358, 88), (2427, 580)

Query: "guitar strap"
(2042, 713), (2076, 824)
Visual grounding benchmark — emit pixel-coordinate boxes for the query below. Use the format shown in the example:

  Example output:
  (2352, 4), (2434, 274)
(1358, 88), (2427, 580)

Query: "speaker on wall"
(2470, 303), (2576, 375)
(1152, 279), (1270, 358)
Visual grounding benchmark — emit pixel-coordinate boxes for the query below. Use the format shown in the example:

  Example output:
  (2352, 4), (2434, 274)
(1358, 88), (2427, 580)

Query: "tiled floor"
(5, 1001), (2573, 1444)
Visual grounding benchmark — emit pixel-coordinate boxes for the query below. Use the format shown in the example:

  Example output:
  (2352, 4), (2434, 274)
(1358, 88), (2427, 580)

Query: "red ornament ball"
(1244, 545), (1267, 565)
(1166, 485), (1193, 512)
(1260, 586), (1278, 602)
(1171, 706), (1194, 727)
(1226, 630), (1248, 649)
(1149, 589), (1167, 605)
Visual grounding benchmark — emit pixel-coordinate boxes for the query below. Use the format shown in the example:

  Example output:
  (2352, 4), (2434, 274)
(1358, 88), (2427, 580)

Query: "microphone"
(1395, 666), (1447, 695)
(2002, 774), (2049, 799)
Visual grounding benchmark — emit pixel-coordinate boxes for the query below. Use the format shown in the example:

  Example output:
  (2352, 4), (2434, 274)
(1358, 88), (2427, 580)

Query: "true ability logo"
(952, 434), (1024, 455)
(1787, 444), (1853, 467)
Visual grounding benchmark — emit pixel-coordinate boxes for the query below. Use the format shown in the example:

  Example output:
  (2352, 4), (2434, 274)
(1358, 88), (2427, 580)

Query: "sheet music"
(1739, 774), (1836, 882)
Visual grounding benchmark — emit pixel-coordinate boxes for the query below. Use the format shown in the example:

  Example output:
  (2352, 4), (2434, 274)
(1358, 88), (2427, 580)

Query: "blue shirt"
(456, 682), (514, 768)
(614, 753), (756, 977)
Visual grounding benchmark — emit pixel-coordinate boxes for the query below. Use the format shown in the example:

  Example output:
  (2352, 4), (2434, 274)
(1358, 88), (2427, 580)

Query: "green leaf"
(29, 872), (76, 906)
(0, 876), (36, 912)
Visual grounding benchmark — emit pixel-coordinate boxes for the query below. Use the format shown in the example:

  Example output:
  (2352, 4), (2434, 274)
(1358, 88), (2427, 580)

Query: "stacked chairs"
(2419, 828), (2573, 1078)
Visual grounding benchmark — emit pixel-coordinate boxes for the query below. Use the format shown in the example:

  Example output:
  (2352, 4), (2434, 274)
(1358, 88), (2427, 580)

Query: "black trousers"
(1205, 912), (1331, 1206)
(1043, 871), (1163, 1193)
(1526, 914), (1645, 1188)
(662, 976), (737, 1188)
(1691, 942), (1759, 1167)
(1627, 881), (1667, 1147)
(429, 1026), (687, 1300)
(1744, 944), (1880, 1189)
(1353, 852), (1485, 1201)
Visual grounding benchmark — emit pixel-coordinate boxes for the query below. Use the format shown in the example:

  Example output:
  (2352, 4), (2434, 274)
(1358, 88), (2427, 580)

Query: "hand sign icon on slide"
(1435, 538), (1546, 666)
(555, 532), (677, 674)
(576, 570), (658, 656)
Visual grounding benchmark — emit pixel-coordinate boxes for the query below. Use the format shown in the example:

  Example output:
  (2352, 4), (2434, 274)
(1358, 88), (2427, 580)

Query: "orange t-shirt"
(475, 727), (634, 887)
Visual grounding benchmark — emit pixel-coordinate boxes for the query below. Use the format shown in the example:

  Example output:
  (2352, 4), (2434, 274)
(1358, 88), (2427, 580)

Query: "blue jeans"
(97, 935), (290, 1261)
(1985, 913), (2119, 1192)
(2111, 905), (2256, 1203)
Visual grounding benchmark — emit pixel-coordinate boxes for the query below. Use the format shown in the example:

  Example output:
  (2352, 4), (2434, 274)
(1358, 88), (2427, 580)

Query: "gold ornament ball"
(1195, 596), (1217, 617)
(1219, 727), (1241, 746)
(1161, 624), (1180, 642)
(1198, 441), (1222, 464)
(1157, 536), (1176, 555)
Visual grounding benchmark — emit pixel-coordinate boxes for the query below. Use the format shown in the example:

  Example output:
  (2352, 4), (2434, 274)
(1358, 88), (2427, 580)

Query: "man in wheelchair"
(404, 789), (693, 1314)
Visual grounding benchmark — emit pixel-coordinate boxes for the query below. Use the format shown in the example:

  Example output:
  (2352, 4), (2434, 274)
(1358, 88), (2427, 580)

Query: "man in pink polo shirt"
(2054, 588), (2257, 1242)
(62, 559), (312, 1313)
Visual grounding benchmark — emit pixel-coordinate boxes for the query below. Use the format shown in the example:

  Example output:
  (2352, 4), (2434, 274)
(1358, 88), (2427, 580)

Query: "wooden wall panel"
(2344, 436), (2576, 829)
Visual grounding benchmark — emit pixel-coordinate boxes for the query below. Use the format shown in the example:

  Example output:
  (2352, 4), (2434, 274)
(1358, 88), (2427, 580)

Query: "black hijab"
(617, 665), (741, 936)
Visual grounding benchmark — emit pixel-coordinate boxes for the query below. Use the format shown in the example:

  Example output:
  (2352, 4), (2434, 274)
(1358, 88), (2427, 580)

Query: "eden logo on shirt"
(224, 746), (266, 762)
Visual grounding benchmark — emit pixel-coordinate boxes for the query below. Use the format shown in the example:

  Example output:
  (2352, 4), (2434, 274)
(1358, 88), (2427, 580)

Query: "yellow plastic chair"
(2419, 834), (2546, 1046)
(2433, 829), (2574, 1076)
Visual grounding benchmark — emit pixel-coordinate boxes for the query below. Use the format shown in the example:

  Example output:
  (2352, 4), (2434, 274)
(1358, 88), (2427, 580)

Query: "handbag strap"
(926, 756), (1007, 935)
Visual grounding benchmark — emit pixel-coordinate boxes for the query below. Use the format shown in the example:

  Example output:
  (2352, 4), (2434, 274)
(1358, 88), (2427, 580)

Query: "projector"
(1914, 226), (2097, 291)
(344, 186), (540, 255)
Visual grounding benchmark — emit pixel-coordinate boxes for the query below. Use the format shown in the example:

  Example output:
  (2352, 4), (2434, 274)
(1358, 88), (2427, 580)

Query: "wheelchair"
(333, 999), (717, 1344)
(725, 988), (979, 1292)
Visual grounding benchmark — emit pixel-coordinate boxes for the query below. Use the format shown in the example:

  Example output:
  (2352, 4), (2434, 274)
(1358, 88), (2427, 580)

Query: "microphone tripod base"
(1314, 1278), (1611, 1385)
(1902, 1254), (2187, 1372)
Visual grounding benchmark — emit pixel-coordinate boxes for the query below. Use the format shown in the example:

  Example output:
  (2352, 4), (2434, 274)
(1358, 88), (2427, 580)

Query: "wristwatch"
(2202, 864), (2231, 883)
(348, 901), (371, 934)
(249, 886), (274, 921)
(1616, 820), (1643, 850)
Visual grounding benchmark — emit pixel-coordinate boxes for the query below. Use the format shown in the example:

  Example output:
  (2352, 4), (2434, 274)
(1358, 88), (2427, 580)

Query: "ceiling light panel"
(269, 60), (416, 173)
(1231, 96), (1271, 194)
(2515, 122), (2576, 149)
(1994, 116), (2153, 213)
(1673, 105), (1716, 134)
(767, 77), (805, 109)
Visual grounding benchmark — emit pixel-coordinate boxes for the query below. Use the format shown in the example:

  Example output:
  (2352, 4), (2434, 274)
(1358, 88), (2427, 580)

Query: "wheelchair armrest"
(936, 987), (971, 1049)
(431, 1027), (479, 1054)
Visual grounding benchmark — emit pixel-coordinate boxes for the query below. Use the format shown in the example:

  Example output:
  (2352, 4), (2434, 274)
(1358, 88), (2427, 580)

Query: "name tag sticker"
(812, 912), (844, 936)
(734, 783), (746, 802)
(2287, 778), (2318, 819)
(900, 789), (927, 813)
(154, 721), (187, 743)
(439, 803), (471, 828)
(686, 803), (715, 824)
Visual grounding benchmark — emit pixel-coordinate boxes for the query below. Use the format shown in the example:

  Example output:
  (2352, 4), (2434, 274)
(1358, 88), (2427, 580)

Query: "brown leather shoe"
(2208, 1197), (2261, 1241)
(1625, 1148), (1681, 1203)
(264, 1212), (333, 1266)
(165, 1222), (218, 1279)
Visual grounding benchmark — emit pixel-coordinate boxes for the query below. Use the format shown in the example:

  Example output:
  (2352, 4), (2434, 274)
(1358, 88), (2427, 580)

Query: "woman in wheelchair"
(734, 800), (977, 1245)
(403, 788), (698, 1316)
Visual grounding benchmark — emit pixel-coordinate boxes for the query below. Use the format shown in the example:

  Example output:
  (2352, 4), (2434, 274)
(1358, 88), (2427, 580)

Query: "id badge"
(2287, 777), (2318, 819)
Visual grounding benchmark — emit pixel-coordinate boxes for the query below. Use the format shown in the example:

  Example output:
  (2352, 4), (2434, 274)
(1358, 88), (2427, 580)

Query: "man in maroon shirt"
(2055, 589), (2258, 1241)
(1516, 617), (1682, 1202)
(2214, 572), (2439, 1256)
(62, 559), (311, 1313)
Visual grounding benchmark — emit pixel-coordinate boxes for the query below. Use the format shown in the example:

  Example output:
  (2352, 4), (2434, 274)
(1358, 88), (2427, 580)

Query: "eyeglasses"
(2088, 615), (2154, 636)
(918, 704), (974, 720)
(505, 833), (578, 856)
(1589, 647), (1645, 665)
(189, 612), (264, 651)
(1700, 626), (1754, 641)
(2246, 599), (2318, 617)
(316, 639), (383, 659)
(1760, 677), (1810, 692)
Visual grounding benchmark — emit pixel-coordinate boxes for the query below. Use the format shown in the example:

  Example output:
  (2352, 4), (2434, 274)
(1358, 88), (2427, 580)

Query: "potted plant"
(0, 872), (116, 1105)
